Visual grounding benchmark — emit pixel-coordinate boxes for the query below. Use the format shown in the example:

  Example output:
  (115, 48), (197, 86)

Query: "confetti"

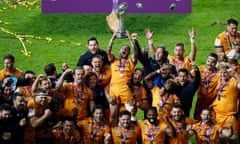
(169, 3), (176, 11)
(136, 3), (143, 9)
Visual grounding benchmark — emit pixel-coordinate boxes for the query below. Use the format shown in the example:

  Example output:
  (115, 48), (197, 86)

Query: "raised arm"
(164, 116), (177, 138)
(229, 68), (240, 90)
(106, 32), (117, 62)
(144, 28), (156, 56)
(129, 32), (138, 64)
(188, 28), (197, 62)
(29, 108), (52, 128)
(144, 70), (159, 89)
(31, 74), (44, 94)
(55, 69), (72, 91)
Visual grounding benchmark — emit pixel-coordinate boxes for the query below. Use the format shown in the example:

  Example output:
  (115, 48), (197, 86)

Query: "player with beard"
(27, 88), (53, 143)
(77, 105), (111, 144)
(76, 37), (109, 71)
(145, 28), (196, 72)
(210, 63), (240, 144)
(174, 63), (201, 117)
(111, 110), (141, 143)
(0, 76), (16, 105)
(0, 103), (19, 144)
(194, 53), (219, 121)
(167, 103), (195, 144)
(139, 28), (177, 77)
(126, 68), (149, 121)
(139, 107), (176, 144)
(0, 54), (24, 80)
(52, 116), (80, 144)
(215, 18), (240, 55)
(31, 74), (56, 97)
(187, 108), (233, 144)
(144, 74), (180, 120)
(90, 54), (111, 87)
(16, 70), (36, 102)
(56, 67), (95, 122)
(106, 32), (137, 125)
(144, 63), (175, 90)
(11, 92), (27, 144)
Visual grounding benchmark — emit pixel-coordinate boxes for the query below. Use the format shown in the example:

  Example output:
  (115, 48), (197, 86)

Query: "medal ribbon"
(90, 120), (101, 143)
(61, 131), (72, 144)
(136, 86), (141, 99)
(203, 70), (215, 89)
(175, 124), (181, 133)
(201, 123), (213, 143)
(119, 59), (127, 76)
(159, 94), (170, 110)
(174, 58), (184, 70)
(217, 77), (231, 100)
(226, 32), (237, 49)
(73, 83), (84, 105)
(97, 73), (103, 85)
(147, 123), (157, 143)
(25, 85), (32, 95)
(119, 126), (129, 143)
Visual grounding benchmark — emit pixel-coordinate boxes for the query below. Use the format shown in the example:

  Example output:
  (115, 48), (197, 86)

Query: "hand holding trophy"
(106, 1), (128, 38)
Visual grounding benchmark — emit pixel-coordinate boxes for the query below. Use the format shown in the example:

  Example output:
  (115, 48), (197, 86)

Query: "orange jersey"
(77, 117), (110, 144)
(27, 98), (50, 137)
(24, 123), (35, 144)
(93, 66), (112, 87)
(52, 127), (80, 144)
(62, 83), (94, 121)
(168, 118), (195, 144)
(197, 66), (219, 103)
(194, 66), (219, 120)
(109, 57), (135, 104)
(192, 122), (220, 144)
(139, 119), (168, 144)
(17, 86), (32, 101)
(132, 85), (148, 103)
(0, 68), (24, 80)
(168, 55), (192, 71)
(211, 77), (239, 115)
(111, 123), (140, 144)
(48, 108), (70, 128)
(110, 57), (136, 85)
(215, 31), (240, 54)
(151, 86), (180, 118)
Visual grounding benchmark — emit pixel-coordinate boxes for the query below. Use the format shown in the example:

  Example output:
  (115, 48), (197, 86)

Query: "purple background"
(42, 0), (191, 14)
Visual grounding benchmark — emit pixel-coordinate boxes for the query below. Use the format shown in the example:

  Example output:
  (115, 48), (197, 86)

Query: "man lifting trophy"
(106, 1), (128, 38)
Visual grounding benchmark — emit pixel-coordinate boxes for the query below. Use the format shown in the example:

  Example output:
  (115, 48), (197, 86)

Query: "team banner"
(42, 0), (191, 14)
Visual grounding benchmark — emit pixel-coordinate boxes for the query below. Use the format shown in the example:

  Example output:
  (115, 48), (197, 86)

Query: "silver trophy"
(116, 2), (128, 38)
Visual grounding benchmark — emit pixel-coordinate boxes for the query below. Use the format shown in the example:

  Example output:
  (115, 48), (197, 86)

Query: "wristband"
(148, 39), (154, 45)
(190, 38), (195, 44)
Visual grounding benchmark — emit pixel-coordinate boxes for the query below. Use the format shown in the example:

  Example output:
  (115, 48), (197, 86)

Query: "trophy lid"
(118, 2), (128, 13)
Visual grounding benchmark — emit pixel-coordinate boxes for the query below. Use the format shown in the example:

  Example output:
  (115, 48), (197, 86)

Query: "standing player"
(211, 63), (240, 144)
(194, 53), (219, 120)
(111, 110), (141, 143)
(139, 107), (176, 144)
(106, 32), (137, 125)
(215, 18), (240, 55)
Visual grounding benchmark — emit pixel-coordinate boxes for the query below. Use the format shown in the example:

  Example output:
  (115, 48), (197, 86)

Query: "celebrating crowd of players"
(0, 18), (240, 144)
